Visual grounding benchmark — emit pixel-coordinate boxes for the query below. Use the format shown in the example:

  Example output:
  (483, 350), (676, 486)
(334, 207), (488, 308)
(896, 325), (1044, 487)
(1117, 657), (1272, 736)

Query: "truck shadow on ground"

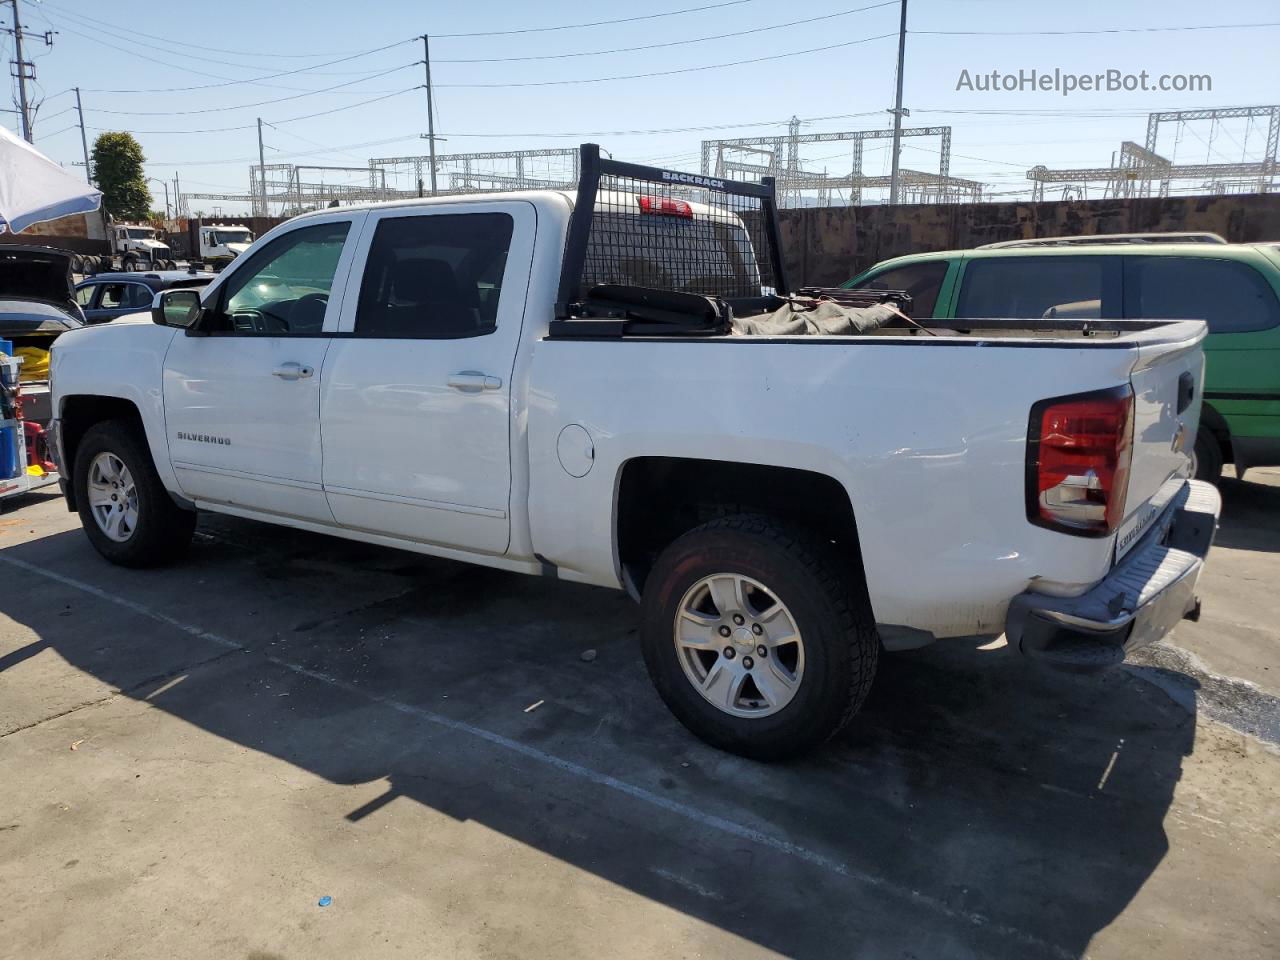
(1, 514), (1204, 959)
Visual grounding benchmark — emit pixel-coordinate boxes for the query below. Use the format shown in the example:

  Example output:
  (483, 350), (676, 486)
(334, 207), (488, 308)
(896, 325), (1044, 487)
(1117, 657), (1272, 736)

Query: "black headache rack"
(550, 143), (791, 339)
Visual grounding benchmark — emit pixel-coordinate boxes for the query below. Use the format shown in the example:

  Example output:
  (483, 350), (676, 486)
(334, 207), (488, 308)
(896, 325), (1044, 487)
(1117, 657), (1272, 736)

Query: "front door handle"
(447, 371), (503, 393)
(272, 361), (314, 381)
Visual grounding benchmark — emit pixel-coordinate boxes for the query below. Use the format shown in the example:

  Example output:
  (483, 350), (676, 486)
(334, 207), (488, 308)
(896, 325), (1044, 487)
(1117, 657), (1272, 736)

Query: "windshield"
(125, 228), (155, 240)
(215, 231), (251, 245)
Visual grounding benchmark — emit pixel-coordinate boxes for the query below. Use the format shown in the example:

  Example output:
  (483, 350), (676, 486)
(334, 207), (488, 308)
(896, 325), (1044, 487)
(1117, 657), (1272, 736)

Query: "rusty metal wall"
(778, 194), (1280, 287)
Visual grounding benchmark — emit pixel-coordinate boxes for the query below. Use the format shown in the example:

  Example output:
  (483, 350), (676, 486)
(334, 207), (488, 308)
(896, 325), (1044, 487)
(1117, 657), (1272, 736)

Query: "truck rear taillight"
(637, 196), (693, 218)
(1027, 386), (1133, 537)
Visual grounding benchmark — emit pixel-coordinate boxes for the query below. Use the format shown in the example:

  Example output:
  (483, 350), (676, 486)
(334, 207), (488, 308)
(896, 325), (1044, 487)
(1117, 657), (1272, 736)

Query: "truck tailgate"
(1116, 334), (1205, 561)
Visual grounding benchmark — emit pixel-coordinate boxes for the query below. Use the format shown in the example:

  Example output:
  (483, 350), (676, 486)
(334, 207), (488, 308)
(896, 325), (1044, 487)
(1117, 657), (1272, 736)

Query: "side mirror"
(153, 288), (202, 329)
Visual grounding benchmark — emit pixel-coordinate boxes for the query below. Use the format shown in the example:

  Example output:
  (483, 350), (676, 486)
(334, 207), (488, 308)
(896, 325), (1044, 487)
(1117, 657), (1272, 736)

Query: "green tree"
(91, 132), (152, 221)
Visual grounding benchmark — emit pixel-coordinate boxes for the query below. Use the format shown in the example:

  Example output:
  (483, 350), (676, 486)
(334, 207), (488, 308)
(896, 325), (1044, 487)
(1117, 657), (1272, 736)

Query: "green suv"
(844, 234), (1280, 482)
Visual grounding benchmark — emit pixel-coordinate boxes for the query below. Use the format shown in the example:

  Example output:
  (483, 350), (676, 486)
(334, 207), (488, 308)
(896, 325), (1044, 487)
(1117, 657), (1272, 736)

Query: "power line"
(435, 0), (758, 37)
(915, 21), (1280, 36)
(32, 7), (407, 95)
(91, 86), (422, 135)
(83, 49), (415, 95)
(434, 2), (896, 62)
(149, 132), (428, 167)
(35, 103), (74, 121)
(432, 111), (885, 139)
(29, 0), (396, 74)
(26, 2), (383, 60)
(142, 112), (890, 166)
(87, 63), (418, 115)
(35, 121), (76, 138)
(434, 32), (898, 88)
(38, 5), (412, 94)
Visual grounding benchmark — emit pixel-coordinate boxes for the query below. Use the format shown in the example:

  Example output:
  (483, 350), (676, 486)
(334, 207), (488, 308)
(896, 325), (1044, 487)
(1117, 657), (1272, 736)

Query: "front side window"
(210, 221), (350, 334)
(957, 256), (1117, 319)
(99, 283), (154, 309)
(850, 261), (949, 317)
(355, 213), (514, 338)
(1124, 257), (1280, 334)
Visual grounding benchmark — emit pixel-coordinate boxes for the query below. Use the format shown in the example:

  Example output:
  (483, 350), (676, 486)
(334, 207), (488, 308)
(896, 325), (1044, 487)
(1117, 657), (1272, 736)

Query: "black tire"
(640, 514), (878, 760)
(71, 254), (84, 275)
(1193, 428), (1223, 484)
(73, 419), (196, 567)
(164, 259), (177, 270)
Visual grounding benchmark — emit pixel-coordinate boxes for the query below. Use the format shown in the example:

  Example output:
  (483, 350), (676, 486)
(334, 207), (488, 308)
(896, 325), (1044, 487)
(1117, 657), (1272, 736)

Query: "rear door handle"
(447, 371), (503, 393)
(272, 362), (314, 381)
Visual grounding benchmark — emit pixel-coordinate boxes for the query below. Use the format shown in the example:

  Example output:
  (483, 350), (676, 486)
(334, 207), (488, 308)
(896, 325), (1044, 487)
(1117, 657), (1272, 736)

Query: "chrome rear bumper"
(1006, 480), (1221, 670)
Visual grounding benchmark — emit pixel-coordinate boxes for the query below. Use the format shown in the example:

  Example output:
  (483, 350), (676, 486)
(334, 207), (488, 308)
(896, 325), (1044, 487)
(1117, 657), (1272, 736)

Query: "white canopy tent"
(0, 125), (101, 234)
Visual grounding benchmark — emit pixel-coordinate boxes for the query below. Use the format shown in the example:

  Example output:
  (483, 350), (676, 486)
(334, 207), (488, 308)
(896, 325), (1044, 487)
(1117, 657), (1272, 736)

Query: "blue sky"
(7, 0), (1280, 212)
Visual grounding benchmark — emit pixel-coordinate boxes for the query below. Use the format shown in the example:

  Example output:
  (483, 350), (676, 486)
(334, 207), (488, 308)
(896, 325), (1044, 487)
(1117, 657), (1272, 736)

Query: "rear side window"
(356, 213), (514, 339)
(850, 261), (948, 317)
(957, 257), (1117, 319)
(1124, 257), (1280, 334)
(75, 284), (96, 307)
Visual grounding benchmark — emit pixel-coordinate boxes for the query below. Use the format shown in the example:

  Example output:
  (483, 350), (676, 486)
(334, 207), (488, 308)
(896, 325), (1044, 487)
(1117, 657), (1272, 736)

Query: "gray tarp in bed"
(730, 299), (899, 336)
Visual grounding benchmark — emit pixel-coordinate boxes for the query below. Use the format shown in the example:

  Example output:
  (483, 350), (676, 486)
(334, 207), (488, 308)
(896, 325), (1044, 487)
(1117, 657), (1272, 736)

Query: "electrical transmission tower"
(701, 119), (981, 207)
(1027, 105), (1280, 201)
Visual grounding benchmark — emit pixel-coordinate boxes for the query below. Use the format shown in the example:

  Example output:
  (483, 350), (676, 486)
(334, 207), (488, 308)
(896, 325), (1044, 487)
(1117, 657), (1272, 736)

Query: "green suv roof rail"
(978, 232), (1228, 250)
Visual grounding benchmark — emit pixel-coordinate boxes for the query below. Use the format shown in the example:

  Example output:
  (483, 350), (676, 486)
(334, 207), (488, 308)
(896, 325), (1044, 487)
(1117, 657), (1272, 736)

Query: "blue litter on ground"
(317, 896), (332, 907)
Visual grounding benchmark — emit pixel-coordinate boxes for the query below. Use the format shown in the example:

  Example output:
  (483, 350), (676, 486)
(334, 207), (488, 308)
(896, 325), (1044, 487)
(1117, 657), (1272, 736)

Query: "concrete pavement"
(1, 472), (1277, 959)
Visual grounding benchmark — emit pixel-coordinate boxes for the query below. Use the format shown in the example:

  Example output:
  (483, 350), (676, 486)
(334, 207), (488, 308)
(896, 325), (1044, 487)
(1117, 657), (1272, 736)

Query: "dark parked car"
(75, 270), (214, 324)
(0, 245), (84, 424)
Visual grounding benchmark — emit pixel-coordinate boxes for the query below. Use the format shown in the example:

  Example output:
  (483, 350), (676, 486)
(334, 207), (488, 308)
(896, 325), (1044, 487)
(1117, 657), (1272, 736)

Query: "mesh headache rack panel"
(557, 144), (789, 317)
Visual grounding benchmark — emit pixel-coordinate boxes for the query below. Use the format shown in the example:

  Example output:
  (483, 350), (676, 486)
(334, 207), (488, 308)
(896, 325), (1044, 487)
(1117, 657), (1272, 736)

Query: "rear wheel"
(640, 514), (878, 760)
(73, 420), (196, 567)
(1192, 429), (1223, 484)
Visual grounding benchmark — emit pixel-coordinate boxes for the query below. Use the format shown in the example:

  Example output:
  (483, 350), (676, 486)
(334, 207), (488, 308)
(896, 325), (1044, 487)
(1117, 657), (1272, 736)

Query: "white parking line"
(0, 553), (1072, 959)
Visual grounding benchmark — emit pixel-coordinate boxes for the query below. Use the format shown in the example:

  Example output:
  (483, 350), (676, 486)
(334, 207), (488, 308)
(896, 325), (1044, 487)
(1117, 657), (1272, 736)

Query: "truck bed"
(527, 314), (1206, 641)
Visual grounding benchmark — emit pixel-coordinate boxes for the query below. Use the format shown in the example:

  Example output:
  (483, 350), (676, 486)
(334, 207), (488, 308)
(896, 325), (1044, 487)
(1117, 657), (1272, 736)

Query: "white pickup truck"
(46, 146), (1221, 759)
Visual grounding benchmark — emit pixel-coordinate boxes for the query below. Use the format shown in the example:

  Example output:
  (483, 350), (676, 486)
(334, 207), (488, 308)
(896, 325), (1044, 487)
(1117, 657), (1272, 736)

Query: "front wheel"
(640, 514), (878, 760)
(73, 420), (196, 567)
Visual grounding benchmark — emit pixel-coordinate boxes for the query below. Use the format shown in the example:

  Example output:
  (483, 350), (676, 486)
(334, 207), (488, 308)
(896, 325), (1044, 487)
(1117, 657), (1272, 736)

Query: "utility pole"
(421, 35), (438, 196)
(256, 117), (267, 216)
(71, 87), (109, 241)
(888, 0), (909, 206)
(73, 87), (91, 181)
(174, 171), (181, 217)
(8, 0), (33, 141)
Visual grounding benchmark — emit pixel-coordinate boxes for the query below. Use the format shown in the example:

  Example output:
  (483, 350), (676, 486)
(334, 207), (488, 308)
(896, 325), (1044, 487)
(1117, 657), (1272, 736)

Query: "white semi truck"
(78, 223), (254, 275)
